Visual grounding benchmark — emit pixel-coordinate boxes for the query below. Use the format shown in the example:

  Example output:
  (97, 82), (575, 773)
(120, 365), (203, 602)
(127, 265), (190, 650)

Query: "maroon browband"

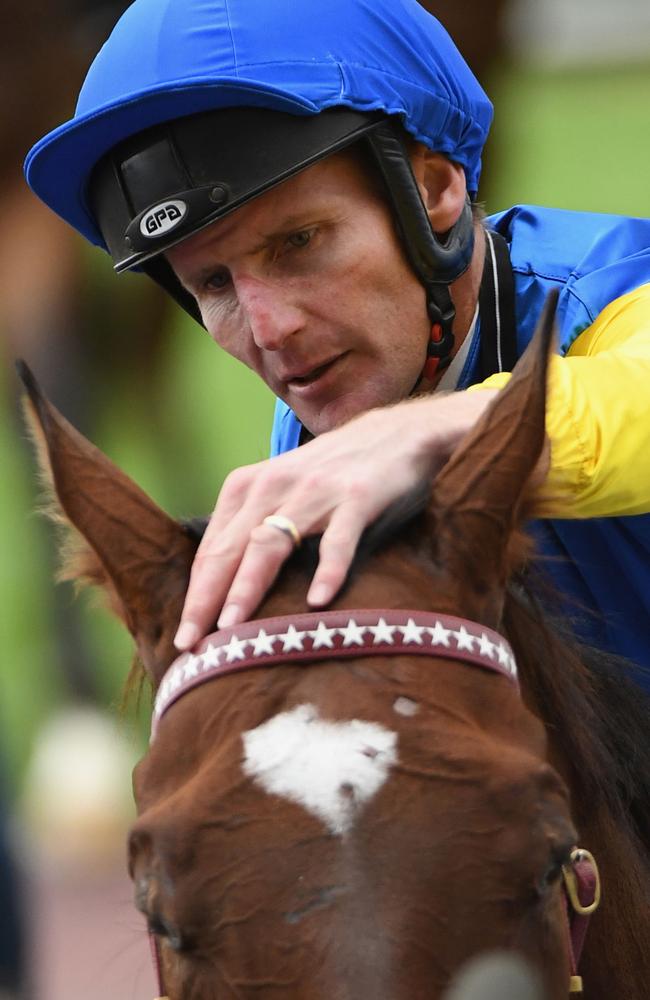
(152, 609), (518, 736)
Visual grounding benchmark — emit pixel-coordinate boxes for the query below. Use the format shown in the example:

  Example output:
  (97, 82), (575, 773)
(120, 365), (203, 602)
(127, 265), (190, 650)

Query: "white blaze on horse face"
(242, 704), (398, 835)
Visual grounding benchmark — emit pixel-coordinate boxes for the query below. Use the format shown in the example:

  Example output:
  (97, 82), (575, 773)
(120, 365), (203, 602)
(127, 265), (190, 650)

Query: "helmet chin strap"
(413, 212), (472, 393)
(362, 121), (474, 390)
(423, 280), (456, 382)
(416, 197), (477, 386)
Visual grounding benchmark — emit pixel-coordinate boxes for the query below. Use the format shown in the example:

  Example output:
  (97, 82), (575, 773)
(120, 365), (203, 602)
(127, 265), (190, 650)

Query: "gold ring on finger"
(262, 514), (302, 549)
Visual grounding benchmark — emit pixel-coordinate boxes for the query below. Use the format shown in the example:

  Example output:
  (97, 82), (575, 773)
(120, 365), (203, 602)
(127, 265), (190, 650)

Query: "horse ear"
(17, 362), (198, 687)
(432, 289), (558, 589)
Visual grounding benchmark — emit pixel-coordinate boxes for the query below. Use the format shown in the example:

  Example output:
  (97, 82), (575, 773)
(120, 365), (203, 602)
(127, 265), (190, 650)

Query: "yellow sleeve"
(468, 283), (650, 518)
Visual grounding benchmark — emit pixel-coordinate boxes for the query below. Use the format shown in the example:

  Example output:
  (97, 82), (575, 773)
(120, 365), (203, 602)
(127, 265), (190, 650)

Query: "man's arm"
(470, 283), (650, 517)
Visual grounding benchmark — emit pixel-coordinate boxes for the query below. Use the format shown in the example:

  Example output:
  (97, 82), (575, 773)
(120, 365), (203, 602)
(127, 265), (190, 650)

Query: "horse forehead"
(242, 704), (398, 836)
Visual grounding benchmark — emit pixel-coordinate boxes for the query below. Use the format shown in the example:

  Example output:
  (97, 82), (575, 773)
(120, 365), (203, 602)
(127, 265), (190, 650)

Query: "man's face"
(167, 150), (430, 435)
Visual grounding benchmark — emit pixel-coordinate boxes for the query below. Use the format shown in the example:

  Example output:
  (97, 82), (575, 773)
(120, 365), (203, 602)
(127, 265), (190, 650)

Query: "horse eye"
(537, 845), (572, 894)
(537, 861), (562, 894)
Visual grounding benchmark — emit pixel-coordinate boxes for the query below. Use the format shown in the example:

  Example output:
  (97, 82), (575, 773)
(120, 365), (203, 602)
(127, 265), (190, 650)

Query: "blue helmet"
(25, 0), (492, 340)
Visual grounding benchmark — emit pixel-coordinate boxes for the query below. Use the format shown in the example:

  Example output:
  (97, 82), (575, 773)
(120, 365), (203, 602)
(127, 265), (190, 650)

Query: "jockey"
(25, 0), (650, 683)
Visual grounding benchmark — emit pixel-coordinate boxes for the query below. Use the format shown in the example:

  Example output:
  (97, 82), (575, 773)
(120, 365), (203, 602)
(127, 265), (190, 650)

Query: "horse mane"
(502, 578), (650, 854)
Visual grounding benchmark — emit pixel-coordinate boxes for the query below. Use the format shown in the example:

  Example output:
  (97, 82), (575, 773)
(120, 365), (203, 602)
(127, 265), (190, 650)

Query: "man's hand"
(173, 390), (500, 650)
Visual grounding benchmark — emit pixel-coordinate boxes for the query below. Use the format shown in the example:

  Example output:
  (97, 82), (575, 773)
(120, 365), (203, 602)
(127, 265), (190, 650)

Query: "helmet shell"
(25, 0), (492, 251)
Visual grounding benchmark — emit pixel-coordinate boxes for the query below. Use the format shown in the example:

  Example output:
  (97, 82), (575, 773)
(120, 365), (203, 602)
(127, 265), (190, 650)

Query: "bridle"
(147, 609), (600, 998)
(152, 609), (518, 735)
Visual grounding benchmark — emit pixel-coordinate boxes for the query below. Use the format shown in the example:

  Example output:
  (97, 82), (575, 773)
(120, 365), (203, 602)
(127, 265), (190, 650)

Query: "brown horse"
(20, 298), (650, 1000)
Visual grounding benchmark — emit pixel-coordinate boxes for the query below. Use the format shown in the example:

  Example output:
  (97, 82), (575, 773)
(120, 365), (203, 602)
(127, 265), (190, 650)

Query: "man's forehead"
(166, 149), (377, 271)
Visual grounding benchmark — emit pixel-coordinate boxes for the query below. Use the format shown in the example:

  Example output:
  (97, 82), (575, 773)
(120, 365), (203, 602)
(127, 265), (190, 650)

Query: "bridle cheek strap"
(150, 933), (167, 999)
(562, 849), (602, 994)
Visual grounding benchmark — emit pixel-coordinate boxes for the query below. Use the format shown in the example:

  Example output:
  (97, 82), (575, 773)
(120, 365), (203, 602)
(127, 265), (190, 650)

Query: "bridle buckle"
(562, 847), (602, 916)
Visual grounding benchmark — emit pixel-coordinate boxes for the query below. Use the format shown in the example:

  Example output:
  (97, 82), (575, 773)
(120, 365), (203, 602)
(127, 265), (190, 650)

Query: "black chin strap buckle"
(426, 288), (456, 372)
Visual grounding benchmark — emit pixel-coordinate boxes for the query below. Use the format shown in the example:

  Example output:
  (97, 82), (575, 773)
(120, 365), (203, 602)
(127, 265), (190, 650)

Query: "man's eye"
(286, 230), (313, 249)
(205, 268), (231, 291)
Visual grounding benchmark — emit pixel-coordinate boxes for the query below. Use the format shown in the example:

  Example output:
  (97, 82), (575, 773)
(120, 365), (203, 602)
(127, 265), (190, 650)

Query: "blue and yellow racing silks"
(271, 205), (650, 682)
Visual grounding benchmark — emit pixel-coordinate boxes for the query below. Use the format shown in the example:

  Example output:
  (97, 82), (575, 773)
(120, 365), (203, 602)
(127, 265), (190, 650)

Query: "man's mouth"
(284, 354), (345, 388)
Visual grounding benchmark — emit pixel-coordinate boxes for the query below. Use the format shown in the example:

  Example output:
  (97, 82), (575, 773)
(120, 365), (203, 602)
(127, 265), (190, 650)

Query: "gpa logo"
(140, 199), (187, 238)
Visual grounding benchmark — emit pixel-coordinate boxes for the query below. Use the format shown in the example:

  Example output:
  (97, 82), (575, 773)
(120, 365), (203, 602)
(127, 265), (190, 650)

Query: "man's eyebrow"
(250, 214), (322, 251)
(264, 213), (320, 235)
(175, 213), (326, 290)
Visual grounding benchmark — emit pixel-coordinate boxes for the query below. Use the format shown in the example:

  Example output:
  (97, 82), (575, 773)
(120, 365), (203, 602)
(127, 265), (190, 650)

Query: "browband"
(152, 609), (517, 737)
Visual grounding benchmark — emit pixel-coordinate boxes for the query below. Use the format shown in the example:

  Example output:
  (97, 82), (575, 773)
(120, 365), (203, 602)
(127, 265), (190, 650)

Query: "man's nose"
(237, 276), (306, 351)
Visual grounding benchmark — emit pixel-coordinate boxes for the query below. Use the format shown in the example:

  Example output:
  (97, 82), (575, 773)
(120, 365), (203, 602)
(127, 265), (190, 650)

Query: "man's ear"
(409, 145), (467, 234)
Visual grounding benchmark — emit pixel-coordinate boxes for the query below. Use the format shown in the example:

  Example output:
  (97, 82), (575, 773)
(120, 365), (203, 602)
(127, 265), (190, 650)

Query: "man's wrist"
(409, 389), (500, 470)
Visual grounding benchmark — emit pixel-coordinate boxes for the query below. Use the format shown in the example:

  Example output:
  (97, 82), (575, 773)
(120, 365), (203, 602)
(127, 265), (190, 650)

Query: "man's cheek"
(206, 321), (242, 359)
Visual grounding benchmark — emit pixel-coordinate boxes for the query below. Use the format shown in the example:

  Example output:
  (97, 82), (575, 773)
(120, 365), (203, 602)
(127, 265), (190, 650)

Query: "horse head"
(21, 292), (580, 999)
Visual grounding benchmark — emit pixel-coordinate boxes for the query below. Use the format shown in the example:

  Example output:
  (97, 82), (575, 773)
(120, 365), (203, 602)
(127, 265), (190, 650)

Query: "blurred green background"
(1, 42), (649, 795)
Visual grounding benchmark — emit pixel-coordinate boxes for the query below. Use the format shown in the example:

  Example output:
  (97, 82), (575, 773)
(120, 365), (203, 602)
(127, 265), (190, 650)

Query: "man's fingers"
(206, 464), (257, 535)
(218, 520), (297, 627)
(177, 495), (374, 646)
(219, 501), (367, 625)
(173, 418), (413, 649)
(174, 547), (242, 649)
(307, 504), (367, 607)
(174, 465), (294, 648)
(176, 513), (302, 647)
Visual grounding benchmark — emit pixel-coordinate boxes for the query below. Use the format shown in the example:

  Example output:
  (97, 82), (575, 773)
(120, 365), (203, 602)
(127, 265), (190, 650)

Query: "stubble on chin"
(299, 391), (382, 438)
